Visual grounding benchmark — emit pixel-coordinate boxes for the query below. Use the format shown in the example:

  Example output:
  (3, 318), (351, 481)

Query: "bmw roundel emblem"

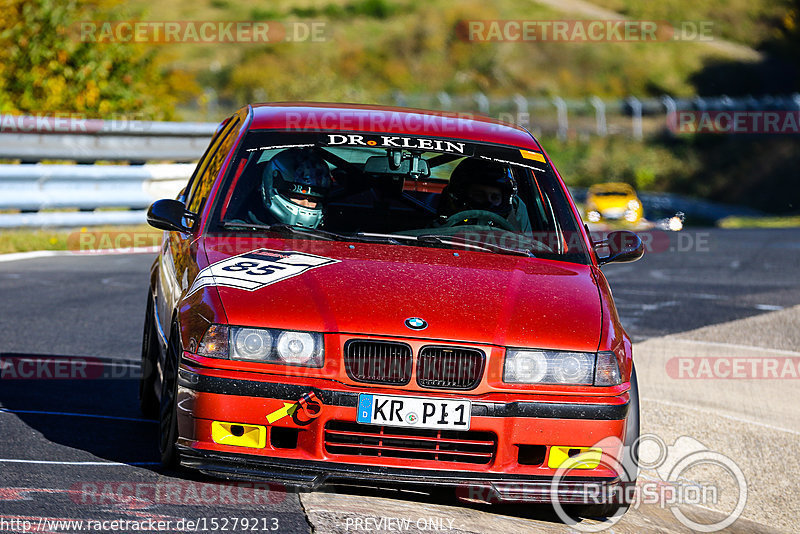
(405, 317), (428, 330)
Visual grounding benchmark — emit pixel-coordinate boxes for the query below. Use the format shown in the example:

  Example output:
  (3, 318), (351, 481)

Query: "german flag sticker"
(520, 149), (546, 163)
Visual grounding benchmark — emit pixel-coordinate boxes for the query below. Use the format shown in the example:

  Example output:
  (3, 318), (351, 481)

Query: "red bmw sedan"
(140, 103), (644, 517)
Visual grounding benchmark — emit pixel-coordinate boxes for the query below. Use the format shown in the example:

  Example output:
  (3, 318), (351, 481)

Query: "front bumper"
(176, 363), (630, 504)
(178, 446), (623, 504)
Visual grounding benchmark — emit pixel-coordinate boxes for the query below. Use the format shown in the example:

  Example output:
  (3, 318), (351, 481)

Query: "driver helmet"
(261, 147), (331, 228)
(441, 158), (516, 217)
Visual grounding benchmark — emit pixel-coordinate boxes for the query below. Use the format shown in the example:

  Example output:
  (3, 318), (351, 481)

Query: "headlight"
(552, 352), (594, 383)
(627, 199), (640, 210)
(505, 350), (593, 385)
(504, 349), (623, 386)
(198, 325), (324, 367)
(232, 328), (273, 361)
(276, 331), (320, 365)
(504, 351), (548, 383)
(587, 210), (601, 222)
(624, 210), (638, 222)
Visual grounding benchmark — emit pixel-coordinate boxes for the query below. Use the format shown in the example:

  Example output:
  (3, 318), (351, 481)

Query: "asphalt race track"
(0, 227), (798, 533)
(602, 228), (800, 340)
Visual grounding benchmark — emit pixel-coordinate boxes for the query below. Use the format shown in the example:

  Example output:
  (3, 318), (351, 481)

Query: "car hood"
(591, 195), (636, 211)
(200, 237), (602, 351)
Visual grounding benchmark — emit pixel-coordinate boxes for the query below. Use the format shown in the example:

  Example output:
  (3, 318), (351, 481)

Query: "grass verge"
(717, 215), (800, 229)
(0, 225), (160, 254)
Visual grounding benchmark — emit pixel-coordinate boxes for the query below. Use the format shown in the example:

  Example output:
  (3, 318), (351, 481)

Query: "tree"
(0, 0), (195, 118)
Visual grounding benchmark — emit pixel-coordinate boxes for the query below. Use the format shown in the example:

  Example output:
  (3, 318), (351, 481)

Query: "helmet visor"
(284, 152), (331, 199)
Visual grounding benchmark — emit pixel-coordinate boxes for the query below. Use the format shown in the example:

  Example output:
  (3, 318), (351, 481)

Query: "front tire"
(572, 365), (640, 519)
(138, 294), (160, 419)
(159, 325), (181, 468)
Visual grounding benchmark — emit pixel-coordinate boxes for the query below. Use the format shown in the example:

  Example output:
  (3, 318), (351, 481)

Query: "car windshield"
(594, 191), (631, 197)
(208, 131), (590, 264)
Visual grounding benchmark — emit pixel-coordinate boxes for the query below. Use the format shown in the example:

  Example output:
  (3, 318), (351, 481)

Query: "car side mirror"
(147, 199), (195, 233)
(595, 230), (644, 265)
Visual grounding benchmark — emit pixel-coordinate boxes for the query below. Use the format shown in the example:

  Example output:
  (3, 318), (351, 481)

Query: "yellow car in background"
(585, 182), (644, 224)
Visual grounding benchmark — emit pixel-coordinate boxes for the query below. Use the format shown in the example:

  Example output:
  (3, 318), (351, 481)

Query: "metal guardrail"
(0, 164), (193, 211)
(390, 92), (800, 140)
(3, 93), (800, 163)
(0, 210), (152, 229)
(0, 164), (193, 228)
(0, 115), (210, 227)
(0, 115), (217, 163)
(0, 94), (791, 228)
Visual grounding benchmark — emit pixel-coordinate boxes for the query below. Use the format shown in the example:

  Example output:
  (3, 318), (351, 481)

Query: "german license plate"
(357, 394), (471, 430)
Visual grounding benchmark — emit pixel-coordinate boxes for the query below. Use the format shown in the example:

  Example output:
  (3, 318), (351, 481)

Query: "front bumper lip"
(178, 366), (629, 421)
(177, 446), (622, 504)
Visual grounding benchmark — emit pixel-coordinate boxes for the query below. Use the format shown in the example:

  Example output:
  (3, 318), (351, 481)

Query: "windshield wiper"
(219, 221), (331, 239)
(357, 231), (533, 257)
(268, 223), (348, 241)
(218, 223), (532, 256)
(415, 234), (534, 257)
(354, 232), (408, 246)
(220, 222), (398, 244)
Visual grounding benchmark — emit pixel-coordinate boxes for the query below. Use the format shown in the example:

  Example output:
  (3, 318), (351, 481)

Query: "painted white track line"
(0, 247), (157, 263)
(643, 397), (800, 437)
(0, 250), (69, 263)
(0, 459), (159, 465)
